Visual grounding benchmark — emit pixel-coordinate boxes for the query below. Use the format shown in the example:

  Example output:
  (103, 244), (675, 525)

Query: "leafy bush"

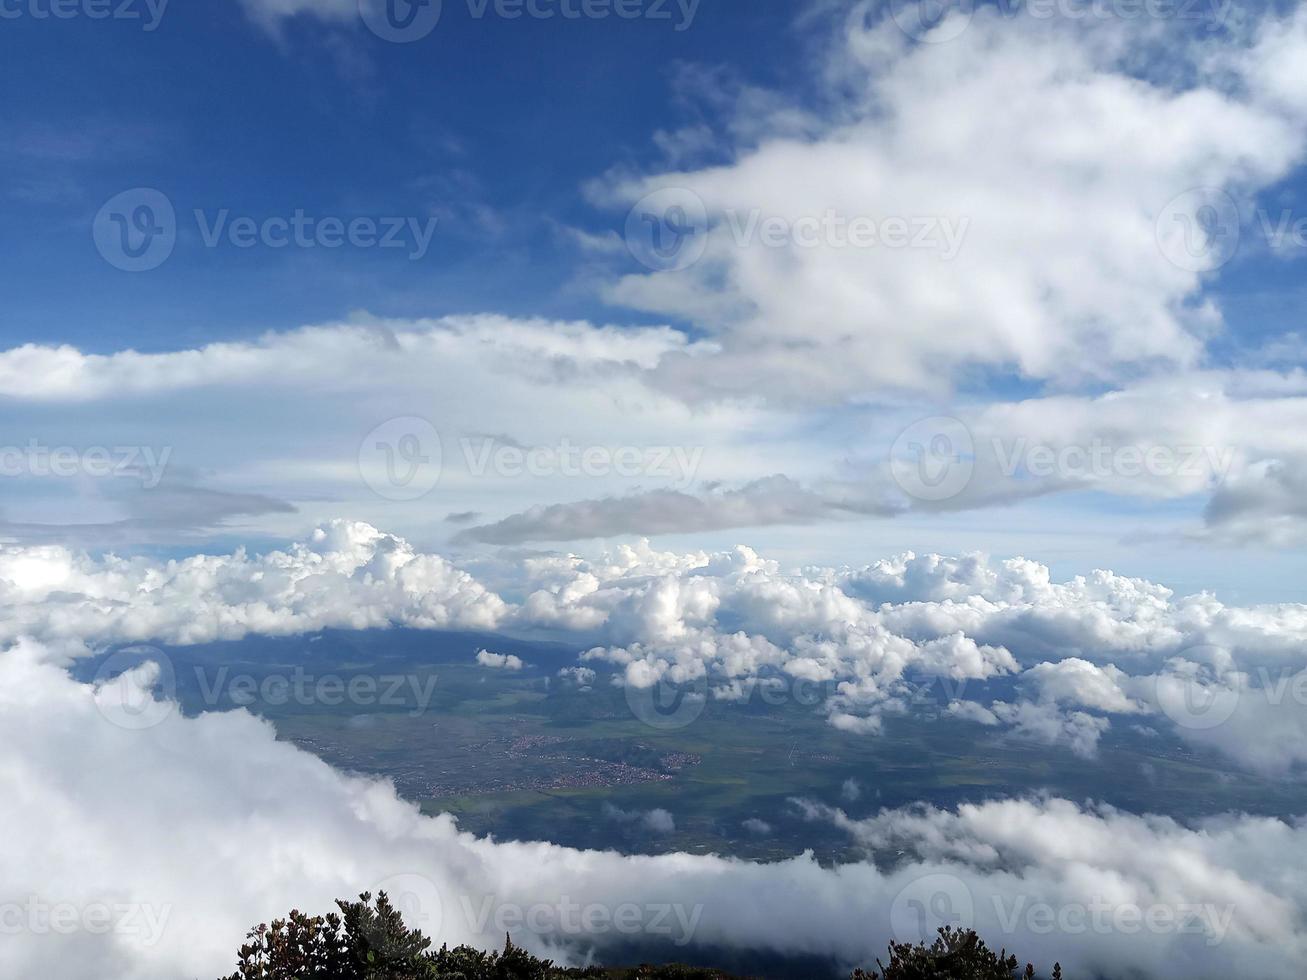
(221, 892), (742, 980)
(851, 926), (1062, 980)
(222, 895), (1064, 980)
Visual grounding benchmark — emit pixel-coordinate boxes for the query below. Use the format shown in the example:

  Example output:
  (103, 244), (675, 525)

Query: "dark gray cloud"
(0, 483), (296, 548)
(454, 475), (903, 545)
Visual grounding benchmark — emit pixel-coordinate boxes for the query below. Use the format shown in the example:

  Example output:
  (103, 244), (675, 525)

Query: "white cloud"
(602, 803), (676, 835)
(235, 0), (357, 32)
(5, 640), (1307, 979)
(0, 521), (507, 656)
(1023, 659), (1150, 715)
(796, 794), (1307, 978)
(558, 666), (596, 686)
(947, 699), (1000, 726)
(0, 316), (690, 403)
(5, 523), (1307, 771)
(0, 316), (815, 550)
(476, 649), (525, 671)
(454, 475), (900, 545)
(991, 699), (1113, 759)
(8, 323), (1307, 553)
(7, 13), (1307, 560)
(600, 7), (1307, 403)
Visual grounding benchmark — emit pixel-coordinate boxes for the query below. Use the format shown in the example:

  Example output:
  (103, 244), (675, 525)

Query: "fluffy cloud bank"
(4, 640), (1307, 980)
(8, 7), (1307, 553)
(6, 521), (1307, 773)
(0, 521), (507, 658)
(602, 5), (1307, 402)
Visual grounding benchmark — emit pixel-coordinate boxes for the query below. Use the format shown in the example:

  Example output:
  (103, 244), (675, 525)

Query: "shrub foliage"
(221, 893), (1063, 980)
(852, 926), (1063, 980)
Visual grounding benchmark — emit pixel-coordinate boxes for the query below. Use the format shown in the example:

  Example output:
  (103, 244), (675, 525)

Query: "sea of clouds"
(4, 522), (1307, 978)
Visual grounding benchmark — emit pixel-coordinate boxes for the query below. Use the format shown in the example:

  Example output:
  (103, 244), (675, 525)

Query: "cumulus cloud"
(0, 521), (507, 657)
(602, 804), (676, 835)
(1201, 458), (1307, 546)
(476, 649), (525, 671)
(0, 315), (815, 550)
(601, 7), (1307, 403)
(5, 641), (1307, 979)
(794, 795), (1307, 978)
(7, 12), (1307, 556)
(1022, 659), (1150, 715)
(558, 666), (597, 687)
(448, 368), (1307, 544)
(14, 6), (1307, 979)
(6, 320), (1307, 553)
(990, 700), (1113, 760)
(947, 700), (1001, 727)
(4, 522), (1307, 771)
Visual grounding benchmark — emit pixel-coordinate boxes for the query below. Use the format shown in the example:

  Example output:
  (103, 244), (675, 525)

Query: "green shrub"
(221, 892), (744, 980)
(851, 926), (1062, 980)
(221, 894), (1062, 980)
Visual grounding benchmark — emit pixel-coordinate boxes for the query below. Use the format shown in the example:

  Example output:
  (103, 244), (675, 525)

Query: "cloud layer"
(5, 638), (1307, 980)
(7, 521), (1307, 773)
(603, 5), (1307, 402)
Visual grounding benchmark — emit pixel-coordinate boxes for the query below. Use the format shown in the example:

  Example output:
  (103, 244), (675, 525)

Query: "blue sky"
(1, 0), (806, 349)
(4, 0), (1307, 602)
(14, 11), (1307, 977)
(2, 0), (1301, 359)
